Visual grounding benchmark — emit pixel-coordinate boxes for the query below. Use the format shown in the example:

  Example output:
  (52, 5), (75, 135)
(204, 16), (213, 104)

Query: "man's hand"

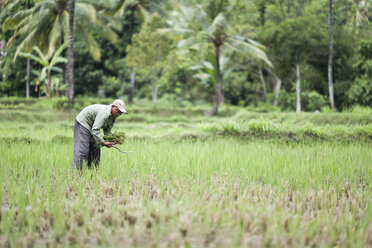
(102, 141), (114, 148)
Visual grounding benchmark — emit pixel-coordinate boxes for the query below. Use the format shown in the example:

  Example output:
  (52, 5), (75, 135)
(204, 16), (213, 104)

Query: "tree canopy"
(0, 0), (371, 111)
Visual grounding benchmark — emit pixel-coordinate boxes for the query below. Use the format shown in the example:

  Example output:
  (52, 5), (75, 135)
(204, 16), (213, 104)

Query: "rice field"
(0, 107), (371, 247)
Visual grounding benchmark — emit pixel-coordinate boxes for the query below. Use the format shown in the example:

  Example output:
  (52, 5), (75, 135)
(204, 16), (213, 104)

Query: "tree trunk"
(46, 69), (51, 98)
(63, 64), (67, 97)
(266, 67), (282, 106)
(328, 0), (335, 110)
(296, 63), (301, 113)
(258, 68), (267, 99)
(62, 41), (67, 97)
(26, 0), (31, 98)
(152, 79), (158, 104)
(26, 58), (30, 98)
(210, 44), (221, 116)
(68, 0), (75, 106)
(129, 68), (135, 103)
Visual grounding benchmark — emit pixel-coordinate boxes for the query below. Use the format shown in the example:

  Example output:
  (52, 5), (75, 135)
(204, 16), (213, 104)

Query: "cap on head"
(112, 99), (128, 114)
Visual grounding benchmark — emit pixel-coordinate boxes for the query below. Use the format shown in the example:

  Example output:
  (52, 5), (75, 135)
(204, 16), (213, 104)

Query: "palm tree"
(2, 0), (118, 102)
(0, 0), (31, 97)
(19, 43), (68, 98)
(162, 1), (271, 115)
(2, 0), (118, 60)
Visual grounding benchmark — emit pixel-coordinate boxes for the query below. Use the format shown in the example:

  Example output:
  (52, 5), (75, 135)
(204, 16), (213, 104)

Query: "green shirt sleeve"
(91, 111), (108, 144)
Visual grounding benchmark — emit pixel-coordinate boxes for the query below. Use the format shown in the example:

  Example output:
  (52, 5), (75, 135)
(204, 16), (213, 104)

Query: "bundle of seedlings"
(103, 132), (126, 144)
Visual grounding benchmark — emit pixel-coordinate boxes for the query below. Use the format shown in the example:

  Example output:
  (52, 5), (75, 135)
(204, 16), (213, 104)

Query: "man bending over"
(73, 99), (127, 170)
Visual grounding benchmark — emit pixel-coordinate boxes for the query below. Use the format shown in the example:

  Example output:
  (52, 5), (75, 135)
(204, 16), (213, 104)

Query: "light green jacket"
(76, 104), (116, 144)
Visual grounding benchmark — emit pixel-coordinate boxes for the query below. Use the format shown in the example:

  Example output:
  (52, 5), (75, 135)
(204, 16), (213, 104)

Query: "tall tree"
(328, 0), (335, 110)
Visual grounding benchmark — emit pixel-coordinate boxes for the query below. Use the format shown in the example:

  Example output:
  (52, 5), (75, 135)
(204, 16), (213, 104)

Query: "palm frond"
(93, 21), (118, 43)
(18, 52), (45, 66)
(84, 32), (101, 61)
(137, 5), (149, 23)
(47, 15), (63, 59)
(14, 28), (38, 59)
(61, 11), (69, 42)
(50, 57), (68, 66)
(54, 43), (68, 58)
(2, 9), (32, 31)
(76, 3), (97, 23)
(51, 67), (63, 73)
(32, 46), (47, 62)
(211, 13), (226, 30)
(227, 36), (272, 67)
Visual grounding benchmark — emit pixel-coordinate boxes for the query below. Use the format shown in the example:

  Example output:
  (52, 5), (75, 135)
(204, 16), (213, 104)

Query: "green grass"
(0, 106), (371, 247)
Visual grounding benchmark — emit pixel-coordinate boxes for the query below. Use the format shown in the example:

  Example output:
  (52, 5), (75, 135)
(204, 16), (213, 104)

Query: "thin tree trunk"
(296, 63), (301, 113)
(258, 68), (267, 99)
(68, 0), (75, 106)
(328, 0), (335, 110)
(63, 64), (67, 97)
(46, 70), (51, 98)
(210, 44), (221, 116)
(26, 0), (31, 98)
(266, 67), (282, 106)
(152, 79), (158, 104)
(26, 58), (30, 98)
(129, 68), (135, 103)
(62, 40), (67, 97)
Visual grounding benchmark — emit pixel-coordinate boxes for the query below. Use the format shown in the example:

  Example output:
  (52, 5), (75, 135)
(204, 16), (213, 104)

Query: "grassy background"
(0, 99), (371, 247)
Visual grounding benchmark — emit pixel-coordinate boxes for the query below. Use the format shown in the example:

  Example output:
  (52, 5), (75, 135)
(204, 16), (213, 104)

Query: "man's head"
(111, 99), (128, 117)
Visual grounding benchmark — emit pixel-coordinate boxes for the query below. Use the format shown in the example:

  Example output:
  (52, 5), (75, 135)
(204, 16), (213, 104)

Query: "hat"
(112, 99), (128, 114)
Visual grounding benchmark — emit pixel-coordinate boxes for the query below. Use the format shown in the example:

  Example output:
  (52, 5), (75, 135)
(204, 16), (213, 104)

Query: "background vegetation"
(0, 0), (371, 113)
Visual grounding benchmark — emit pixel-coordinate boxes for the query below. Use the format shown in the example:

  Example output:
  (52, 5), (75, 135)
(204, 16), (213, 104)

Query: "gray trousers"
(73, 120), (101, 170)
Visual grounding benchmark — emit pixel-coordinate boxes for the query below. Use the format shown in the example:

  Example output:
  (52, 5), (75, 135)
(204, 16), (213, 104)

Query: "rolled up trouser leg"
(73, 120), (91, 170)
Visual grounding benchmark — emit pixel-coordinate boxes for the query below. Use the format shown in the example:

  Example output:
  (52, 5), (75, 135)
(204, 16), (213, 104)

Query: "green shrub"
(219, 119), (242, 134)
(352, 125), (372, 138)
(299, 122), (326, 138)
(351, 105), (372, 114)
(347, 78), (372, 106)
(246, 119), (278, 134)
(302, 91), (328, 112)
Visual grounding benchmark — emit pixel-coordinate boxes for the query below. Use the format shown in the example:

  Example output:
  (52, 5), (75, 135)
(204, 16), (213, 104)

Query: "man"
(73, 99), (128, 170)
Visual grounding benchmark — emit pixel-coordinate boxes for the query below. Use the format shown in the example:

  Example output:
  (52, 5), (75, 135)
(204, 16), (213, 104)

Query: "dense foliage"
(0, 0), (371, 111)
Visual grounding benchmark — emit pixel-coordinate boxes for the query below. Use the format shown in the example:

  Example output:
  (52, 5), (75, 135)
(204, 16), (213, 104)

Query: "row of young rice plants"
(0, 117), (371, 248)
